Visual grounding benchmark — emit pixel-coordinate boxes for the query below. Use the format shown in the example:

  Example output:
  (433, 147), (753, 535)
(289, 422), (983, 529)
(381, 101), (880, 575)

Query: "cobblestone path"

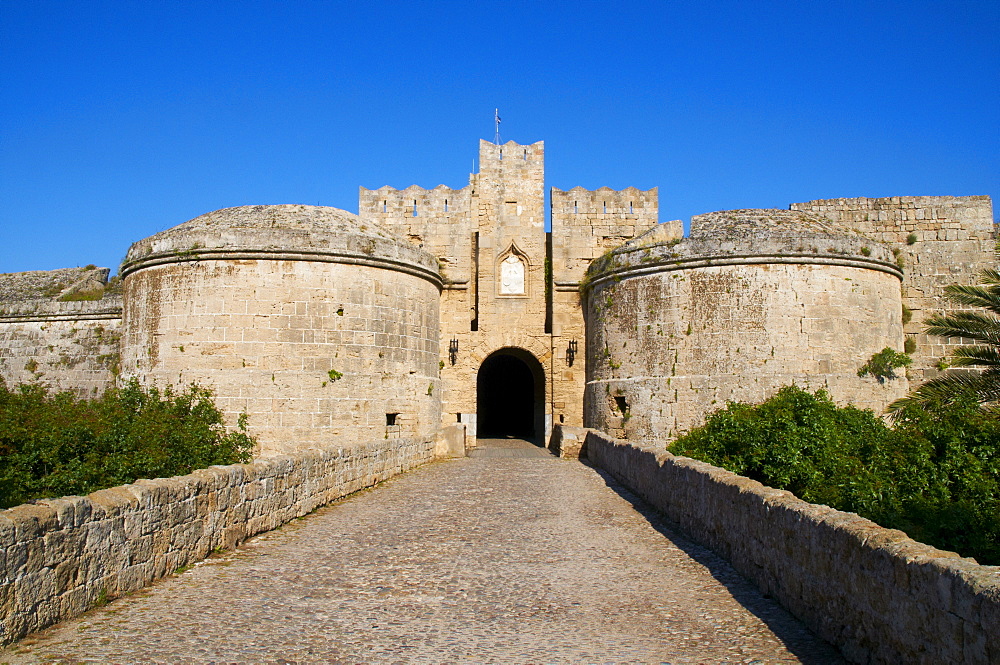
(2, 439), (844, 664)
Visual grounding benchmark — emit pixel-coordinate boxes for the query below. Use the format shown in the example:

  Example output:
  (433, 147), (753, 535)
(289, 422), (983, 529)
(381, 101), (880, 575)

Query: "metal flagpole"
(494, 109), (501, 145)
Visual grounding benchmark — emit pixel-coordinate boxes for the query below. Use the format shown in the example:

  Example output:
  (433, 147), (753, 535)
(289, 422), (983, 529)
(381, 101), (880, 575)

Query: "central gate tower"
(360, 140), (661, 444)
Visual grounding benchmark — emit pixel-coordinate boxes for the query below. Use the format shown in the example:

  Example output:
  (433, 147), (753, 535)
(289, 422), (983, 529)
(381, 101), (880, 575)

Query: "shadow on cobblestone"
(589, 461), (844, 664)
(2, 451), (845, 664)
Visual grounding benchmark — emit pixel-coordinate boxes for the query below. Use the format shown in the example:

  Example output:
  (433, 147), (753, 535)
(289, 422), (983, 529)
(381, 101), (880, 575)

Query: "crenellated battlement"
(549, 185), (660, 290)
(359, 184), (471, 221)
(551, 186), (658, 219)
(477, 139), (544, 174)
(2, 137), (998, 662)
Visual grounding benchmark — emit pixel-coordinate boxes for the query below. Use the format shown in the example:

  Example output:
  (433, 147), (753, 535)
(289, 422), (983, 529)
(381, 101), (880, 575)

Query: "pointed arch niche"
(497, 243), (530, 298)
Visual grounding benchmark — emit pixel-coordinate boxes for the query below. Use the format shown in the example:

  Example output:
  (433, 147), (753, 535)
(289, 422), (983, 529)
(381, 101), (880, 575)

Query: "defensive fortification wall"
(585, 429), (999, 665)
(0, 267), (122, 395)
(548, 187), (667, 432)
(119, 205), (442, 457)
(550, 186), (662, 285)
(790, 196), (995, 381)
(585, 210), (907, 440)
(359, 185), (473, 283)
(0, 437), (436, 647)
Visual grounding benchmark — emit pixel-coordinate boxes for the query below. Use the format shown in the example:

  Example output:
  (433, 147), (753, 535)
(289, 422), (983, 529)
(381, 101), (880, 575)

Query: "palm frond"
(949, 345), (1000, 368)
(898, 261), (1000, 415)
(924, 312), (1000, 345)
(887, 372), (997, 419)
(977, 267), (1000, 285)
(942, 283), (1000, 311)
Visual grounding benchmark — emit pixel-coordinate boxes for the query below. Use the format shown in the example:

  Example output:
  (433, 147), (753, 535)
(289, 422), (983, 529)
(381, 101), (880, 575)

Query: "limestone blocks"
(0, 438), (435, 647)
(118, 205), (442, 456)
(584, 209), (908, 441)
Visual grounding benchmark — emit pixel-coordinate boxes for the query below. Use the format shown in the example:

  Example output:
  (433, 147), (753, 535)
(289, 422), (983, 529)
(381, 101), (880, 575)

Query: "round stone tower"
(584, 209), (907, 442)
(119, 204), (442, 456)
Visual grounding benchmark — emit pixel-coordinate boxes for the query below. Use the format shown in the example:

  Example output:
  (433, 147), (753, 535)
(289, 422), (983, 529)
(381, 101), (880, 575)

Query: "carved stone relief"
(500, 254), (525, 295)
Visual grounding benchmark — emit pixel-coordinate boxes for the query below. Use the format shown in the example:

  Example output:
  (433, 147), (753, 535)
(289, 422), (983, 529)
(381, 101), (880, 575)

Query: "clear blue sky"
(2, 0), (997, 274)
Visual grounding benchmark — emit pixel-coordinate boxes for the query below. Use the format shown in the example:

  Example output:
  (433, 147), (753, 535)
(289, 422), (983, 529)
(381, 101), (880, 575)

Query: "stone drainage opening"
(476, 348), (545, 443)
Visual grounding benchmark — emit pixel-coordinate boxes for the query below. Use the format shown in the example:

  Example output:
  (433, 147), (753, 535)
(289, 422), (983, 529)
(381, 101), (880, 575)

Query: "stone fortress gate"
(0, 138), (994, 456)
(1, 138), (997, 665)
(360, 139), (661, 445)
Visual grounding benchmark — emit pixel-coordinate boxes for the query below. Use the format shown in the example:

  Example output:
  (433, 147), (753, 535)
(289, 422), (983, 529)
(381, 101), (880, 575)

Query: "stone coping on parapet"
(550, 185), (658, 193)
(0, 267), (112, 303)
(121, 248), (442, 289)
(360, 183), (468, 194)
(791, 194), (994, 210)
(584, 429), (1000, 664)
(0, 437), (437, 647)
(0, 296), (123, 322)
(120, 205), (442, 289)
(584, 209), (903, 290)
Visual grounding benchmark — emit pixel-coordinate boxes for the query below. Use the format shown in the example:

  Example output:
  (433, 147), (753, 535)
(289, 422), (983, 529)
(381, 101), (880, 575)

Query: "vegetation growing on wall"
(891, 262), (1000, 412)
(0, 379), (255, 509)
(670, 386), (1000, 565)
(857, 347), (912, 381)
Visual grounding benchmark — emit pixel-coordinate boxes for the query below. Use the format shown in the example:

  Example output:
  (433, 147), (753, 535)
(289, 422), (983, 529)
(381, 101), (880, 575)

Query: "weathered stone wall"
(119, 205), (442, 457)
(359, 142), (668, 440)
(359, 142), (552, 439)
(584, 429), (999, 664)
(549, 187), (668, 430)
(585, 210), (907, 440)
(790, 196), (995, 381)
(457, 141), (550, 438)
(359, 184), (473, 283)
(550, 186), (662, 285)
(0, 267), (121, 395)
(0, 437), (435, 647)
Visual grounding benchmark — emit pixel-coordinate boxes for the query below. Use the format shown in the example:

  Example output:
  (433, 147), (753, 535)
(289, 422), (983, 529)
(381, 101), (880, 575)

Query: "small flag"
(495, 109), (501, 124)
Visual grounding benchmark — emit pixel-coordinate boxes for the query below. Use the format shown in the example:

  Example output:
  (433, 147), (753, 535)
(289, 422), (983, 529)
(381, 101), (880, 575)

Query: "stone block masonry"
(0, 300), (121, 395)
(118, 205), (442, 457)
(584, 210), (908, 440)
(0, 437), (435, 647)
(0, 266), (122, 395)
(790, 196), (996, 382)
(584, 428), (1000, 665)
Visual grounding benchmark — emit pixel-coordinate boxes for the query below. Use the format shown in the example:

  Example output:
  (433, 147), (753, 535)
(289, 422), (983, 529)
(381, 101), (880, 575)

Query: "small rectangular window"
(444, 199), (448, 212)
(386, 413), (399, 426)
(614, 395), (628, 414)
(413, 200), (418, 217)
(630, 202), (634, 214)
(574, 201), (578, 214)
(383, 200), (387, 213)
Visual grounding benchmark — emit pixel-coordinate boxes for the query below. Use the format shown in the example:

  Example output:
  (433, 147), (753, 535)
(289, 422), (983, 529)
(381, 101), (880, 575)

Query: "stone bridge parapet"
(583, 428), (999, 664)
(0, 438), (435, 646)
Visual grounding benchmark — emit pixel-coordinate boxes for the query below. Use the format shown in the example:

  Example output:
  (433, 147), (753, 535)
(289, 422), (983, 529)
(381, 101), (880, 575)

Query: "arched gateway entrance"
(476, 348), (545, 443)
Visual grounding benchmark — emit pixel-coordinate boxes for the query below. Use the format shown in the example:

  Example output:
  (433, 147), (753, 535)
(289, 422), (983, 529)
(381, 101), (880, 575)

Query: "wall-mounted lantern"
(566, 339), (578, 366)
(449, 338), (459, 365)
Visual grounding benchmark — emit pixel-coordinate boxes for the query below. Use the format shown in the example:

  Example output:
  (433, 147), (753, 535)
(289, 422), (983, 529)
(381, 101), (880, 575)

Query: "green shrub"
(0, 379), (255, 509)
(857, 347), (911, 381)
(670, 386), (1000, 564)
(901, 304), (912, 325)
(890, 394), (1000, 564)
(670, 386), (907, 516)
